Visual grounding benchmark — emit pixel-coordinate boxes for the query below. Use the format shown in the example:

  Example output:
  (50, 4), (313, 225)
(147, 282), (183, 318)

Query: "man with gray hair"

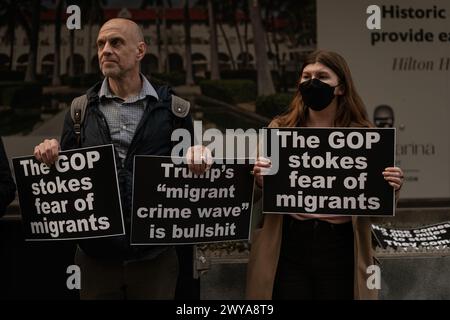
(33, 18), (207, 299)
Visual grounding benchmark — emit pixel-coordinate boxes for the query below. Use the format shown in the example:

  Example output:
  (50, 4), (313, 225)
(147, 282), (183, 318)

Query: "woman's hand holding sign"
(382, 166), (404, 191)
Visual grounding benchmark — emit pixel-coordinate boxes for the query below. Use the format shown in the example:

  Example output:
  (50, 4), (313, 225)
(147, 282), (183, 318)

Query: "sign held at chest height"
(13, 145), (125, 240)
(263, 128), (396, 216)
(131, 156), (254, 245)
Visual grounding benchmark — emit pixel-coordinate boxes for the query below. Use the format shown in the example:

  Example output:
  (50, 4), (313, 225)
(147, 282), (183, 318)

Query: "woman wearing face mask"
(246, 50), (403, 300)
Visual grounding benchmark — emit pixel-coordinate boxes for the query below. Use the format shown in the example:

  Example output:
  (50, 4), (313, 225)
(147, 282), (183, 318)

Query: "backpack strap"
(70, 95), (88, 147)
(171, 94), (190, 129)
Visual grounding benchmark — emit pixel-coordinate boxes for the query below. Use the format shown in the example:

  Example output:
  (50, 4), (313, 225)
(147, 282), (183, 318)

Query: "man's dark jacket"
(0, 138), (16, 217)
(60, 80), (194, 260)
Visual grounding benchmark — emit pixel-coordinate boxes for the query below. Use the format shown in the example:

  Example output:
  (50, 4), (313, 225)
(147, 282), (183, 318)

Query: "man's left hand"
(186, 145), (213, 175)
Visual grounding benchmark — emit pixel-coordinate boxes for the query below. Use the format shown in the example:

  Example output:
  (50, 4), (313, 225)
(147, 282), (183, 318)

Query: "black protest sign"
(131, 156), (254, 245)
(263, 128), (395, 216)
(372, 222), (450, 250)
(13, 145), (125, 241)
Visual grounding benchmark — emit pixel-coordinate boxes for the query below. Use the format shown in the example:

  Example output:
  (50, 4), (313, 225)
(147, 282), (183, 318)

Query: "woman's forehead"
(302, 62), (334, 74)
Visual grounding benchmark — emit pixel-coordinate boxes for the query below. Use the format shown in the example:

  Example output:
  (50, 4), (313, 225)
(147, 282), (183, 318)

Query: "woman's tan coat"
(246, 120), (380, 300)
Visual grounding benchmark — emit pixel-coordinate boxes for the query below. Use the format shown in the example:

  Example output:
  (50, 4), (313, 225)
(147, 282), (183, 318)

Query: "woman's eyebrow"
(315, 70), (330, 76)
(302, 70), (330, 76)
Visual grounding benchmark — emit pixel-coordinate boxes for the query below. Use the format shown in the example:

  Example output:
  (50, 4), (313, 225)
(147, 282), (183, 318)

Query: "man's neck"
(306, 101), (337, 127)
(108, 72), (142, 100)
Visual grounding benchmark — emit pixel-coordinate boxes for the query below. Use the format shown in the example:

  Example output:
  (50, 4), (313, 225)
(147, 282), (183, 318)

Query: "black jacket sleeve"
(183, 112), (195, 146)
(0, 138), (16, 217)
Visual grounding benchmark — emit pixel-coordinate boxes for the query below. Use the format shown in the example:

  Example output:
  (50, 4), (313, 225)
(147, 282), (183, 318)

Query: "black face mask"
(299, 78), (339, 111)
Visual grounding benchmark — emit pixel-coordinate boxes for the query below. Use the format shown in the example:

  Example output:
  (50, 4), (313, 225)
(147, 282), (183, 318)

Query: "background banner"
(317, 0), (450, 199)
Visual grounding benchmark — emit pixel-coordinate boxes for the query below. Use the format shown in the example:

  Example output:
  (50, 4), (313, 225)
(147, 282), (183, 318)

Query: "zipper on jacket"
(90, 106), (121, 167)
(100, 113), (113, 144)
(124, 99), (167, 167)
(89, 102), (112, 143)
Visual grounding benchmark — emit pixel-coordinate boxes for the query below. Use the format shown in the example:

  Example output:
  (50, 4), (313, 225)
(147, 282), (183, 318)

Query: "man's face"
(96, 20), (144, 78)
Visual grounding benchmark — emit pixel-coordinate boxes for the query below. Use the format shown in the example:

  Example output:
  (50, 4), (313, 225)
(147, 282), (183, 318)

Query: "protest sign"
(13, 145), (124, 240)
(263, 128), (395, 216)
(372, 222), (450, 250)
(131, 156), (254, 245)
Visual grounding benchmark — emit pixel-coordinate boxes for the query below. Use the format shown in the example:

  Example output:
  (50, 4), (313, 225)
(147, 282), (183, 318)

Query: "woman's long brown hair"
(275, 50), (372, 128)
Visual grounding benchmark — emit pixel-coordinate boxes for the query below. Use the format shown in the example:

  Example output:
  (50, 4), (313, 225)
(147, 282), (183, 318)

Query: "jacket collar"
(86, 76), (167, 105)
(98, 74), (159, 103)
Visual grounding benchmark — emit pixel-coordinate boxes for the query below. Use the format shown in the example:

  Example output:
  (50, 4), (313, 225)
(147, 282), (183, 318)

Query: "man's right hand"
(34, 139), (60, 166)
